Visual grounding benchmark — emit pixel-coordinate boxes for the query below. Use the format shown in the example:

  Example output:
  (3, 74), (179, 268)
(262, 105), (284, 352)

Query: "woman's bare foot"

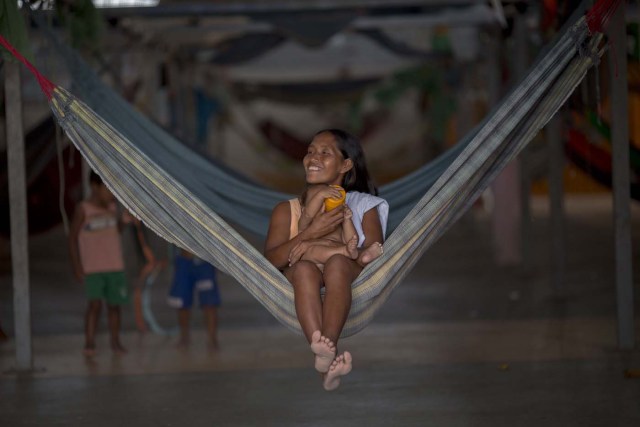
(346, 235), (358, 260)
(358, 242), (383, 265)
(323, 351), (353, 391)
(310, 330), (336, 373)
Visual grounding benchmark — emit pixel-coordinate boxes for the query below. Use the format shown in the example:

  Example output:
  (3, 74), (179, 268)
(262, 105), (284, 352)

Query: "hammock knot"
(569, 24), (599, 67)
(52, 93), (75, 126)
(587, 46), (601, 68)
(569, 26), (582, 51)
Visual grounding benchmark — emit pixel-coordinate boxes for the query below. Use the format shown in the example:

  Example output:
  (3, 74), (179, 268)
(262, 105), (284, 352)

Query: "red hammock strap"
(586, 0), (622, 34)
(0, 34), (56, 100)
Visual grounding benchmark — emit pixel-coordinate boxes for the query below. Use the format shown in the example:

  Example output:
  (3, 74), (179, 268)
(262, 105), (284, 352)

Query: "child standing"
(167, 249), (221, 349)
(69, 171), (128, 356)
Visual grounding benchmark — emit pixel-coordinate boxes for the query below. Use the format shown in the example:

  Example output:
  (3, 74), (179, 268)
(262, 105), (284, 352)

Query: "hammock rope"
(0, 0), (619, 336)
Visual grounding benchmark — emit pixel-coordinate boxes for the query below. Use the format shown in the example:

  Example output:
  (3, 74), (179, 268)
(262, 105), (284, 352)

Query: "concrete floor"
(1, 195), (640, 426)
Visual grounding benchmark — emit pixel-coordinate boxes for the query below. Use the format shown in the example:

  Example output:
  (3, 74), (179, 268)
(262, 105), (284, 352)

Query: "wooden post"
(547, 116), (566, 295)
(607, 3), (634, 349)
(514, 11), (532, 273)
(5, 60), (33, 370)
(490, 29), (522, 267)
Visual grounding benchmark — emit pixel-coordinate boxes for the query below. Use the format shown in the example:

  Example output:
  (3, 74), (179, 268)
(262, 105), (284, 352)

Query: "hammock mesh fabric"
(0, 0), (619, 336)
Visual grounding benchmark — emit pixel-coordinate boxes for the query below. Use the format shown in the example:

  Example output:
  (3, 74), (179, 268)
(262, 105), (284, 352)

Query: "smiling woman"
(264, 129), (388, 391)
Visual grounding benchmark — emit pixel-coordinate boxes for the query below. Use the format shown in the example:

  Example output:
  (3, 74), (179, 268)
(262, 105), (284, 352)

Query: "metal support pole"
(514, 12), (531, 272)
(608, 3), (634, 349)
(490, 29), (522, 266)
(547, 116), (565, 295)
(5, 61), (33, 370)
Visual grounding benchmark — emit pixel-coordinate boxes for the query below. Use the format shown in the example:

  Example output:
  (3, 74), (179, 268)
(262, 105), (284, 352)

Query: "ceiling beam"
(95, 0), (529, 18)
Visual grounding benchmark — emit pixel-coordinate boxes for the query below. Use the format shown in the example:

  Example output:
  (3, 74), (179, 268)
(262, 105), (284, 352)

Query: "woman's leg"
(321, 254), (361, 345)
(286, 260), (337, 373)
(320, 254), (360, 390)
(284, 260), (323, 342)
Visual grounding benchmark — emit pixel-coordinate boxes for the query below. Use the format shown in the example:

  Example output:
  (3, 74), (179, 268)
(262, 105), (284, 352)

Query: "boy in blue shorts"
(167, 249), (220, 348)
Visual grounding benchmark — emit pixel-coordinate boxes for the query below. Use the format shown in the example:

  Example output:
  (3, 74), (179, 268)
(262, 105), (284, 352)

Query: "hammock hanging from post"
(0, 0), (620, 336)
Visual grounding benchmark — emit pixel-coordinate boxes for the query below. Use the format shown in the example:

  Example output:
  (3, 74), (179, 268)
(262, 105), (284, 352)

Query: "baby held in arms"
(288, 184), (383, 269)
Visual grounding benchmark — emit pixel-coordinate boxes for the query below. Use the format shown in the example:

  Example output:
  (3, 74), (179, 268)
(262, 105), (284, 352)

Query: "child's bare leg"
(84, 300), (102, 356)
(358, 242), (384, 265)
(323, 351), (353, 391)
(107, 305), (127, 354)
(203, 306), (218, 349)
(177, 308), (190, 348)
(310, 330), (335, 373)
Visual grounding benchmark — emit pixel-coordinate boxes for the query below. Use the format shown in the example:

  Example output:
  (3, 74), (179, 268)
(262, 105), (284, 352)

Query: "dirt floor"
(1, 195), (639, 426)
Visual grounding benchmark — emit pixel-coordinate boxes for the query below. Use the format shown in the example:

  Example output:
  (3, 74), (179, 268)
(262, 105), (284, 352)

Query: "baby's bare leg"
(301, 242), (351, 265)
(358, 242), (384, 265)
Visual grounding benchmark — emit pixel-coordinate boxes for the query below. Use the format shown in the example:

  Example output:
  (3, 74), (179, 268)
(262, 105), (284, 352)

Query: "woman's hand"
(304, 205), (344, 239)
(288, 240), (312, 266)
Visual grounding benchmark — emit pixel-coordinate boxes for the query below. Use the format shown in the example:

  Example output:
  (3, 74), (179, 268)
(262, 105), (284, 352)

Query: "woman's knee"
(323, 254), (353, 275)
(323, 255), (358, 286)
(288, 261), (322, 284)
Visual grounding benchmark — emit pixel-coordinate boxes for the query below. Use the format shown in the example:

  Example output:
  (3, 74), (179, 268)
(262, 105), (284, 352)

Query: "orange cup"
(324, 185), (346, 211)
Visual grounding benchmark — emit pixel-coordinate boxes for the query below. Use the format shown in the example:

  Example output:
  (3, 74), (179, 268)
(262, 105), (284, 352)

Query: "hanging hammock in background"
(0, 0), (620, 336)
(34, 14), (469, 233)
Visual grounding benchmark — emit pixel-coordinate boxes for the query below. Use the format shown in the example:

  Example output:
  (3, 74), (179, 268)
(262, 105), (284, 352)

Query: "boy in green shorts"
(69, 171), (129, 356)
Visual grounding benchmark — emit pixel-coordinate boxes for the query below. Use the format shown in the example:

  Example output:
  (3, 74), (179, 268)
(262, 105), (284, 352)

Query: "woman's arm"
(265, 201), (345, 269)
(288, 238), (342, 265)
(298, 193), (323, 231)
(298, 185), (343, 231)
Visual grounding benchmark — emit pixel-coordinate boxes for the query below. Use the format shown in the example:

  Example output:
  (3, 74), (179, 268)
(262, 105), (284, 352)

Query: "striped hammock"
(0, 0), (618, 336)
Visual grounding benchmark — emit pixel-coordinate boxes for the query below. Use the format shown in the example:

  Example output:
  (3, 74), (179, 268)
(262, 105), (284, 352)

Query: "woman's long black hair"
(316, 129), (378, 196)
